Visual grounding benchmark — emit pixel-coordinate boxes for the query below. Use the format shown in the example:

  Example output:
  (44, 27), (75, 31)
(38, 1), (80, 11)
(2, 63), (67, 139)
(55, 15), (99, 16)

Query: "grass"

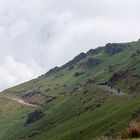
(120, 121), (140, 139)
(0, 97), (35, 140)
(0, 41), (140, 140)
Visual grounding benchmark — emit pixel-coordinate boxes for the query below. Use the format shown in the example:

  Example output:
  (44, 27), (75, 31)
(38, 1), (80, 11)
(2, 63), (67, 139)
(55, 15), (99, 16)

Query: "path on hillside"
(99, 85), (125, 96)
(1, 96), (39, 107)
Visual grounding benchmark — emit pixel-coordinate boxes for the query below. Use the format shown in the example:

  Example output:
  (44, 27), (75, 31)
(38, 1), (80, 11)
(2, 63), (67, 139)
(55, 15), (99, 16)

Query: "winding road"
(99, 85), (125, 96)
(1, 96), (39, 107)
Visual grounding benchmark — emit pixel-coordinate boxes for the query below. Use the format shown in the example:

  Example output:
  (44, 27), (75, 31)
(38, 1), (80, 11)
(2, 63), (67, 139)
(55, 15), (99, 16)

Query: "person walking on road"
(118, 88), (120, 93)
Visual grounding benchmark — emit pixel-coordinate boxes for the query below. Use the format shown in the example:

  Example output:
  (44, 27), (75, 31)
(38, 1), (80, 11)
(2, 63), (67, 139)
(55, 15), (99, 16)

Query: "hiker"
(107, 83), (110, 87)
(118, 88), (120, 93)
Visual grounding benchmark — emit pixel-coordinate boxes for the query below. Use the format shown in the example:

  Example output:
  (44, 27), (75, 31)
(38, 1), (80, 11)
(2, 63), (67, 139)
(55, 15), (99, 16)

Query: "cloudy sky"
(0, 0), (140, 91)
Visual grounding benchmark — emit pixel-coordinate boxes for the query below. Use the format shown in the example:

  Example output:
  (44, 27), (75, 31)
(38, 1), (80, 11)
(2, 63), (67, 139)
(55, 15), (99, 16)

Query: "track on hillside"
(99, 85), (125, 96)
(0, 96), (40, 107)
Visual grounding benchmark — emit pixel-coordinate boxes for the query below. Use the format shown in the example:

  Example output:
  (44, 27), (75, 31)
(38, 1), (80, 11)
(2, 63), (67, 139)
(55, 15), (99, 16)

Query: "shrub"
(120, 121), (140, 139)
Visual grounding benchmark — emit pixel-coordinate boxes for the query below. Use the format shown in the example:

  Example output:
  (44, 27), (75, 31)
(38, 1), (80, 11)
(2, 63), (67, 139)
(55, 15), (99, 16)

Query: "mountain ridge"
(0, 40), (140, 140)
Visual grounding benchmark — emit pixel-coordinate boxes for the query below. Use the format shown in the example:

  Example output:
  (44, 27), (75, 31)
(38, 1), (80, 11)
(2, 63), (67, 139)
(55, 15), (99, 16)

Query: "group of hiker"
(107, 83), (121, 93)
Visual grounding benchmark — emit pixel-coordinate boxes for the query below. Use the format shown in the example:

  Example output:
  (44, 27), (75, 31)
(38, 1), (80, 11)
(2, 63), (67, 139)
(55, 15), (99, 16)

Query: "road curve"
(1, 96), (40, 107)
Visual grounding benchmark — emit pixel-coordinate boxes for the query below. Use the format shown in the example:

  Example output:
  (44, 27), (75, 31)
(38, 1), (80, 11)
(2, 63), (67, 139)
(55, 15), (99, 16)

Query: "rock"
(62, 53), (87, 68)
(68, 65), (74, 71)
(105, 43), (125, 55)
(73, 53), (87, 62)
(74, 72), (85, 77)
(25, 110), (45, 125)
(46, 96), (57, 104)
(71, 86), (82, 93)
(46, 66), (60, 75)
(109, 72), (122, 83)
(84, 79), (94, 86)
(22, 91), (56, 106)
(86, 58), (101, 67)
(87, 49), (99, 55)
(80, 58), (101, 68)
(136, 49), (140, 54)
(87, 47), (103, 55)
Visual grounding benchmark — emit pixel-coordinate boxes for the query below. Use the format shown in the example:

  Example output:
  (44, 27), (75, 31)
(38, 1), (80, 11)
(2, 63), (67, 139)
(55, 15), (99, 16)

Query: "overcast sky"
(0, 0), (140, 91)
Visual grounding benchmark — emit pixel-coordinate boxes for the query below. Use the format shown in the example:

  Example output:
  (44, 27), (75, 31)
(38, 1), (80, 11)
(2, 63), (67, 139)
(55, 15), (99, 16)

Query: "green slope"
(0, 40), (140, 140)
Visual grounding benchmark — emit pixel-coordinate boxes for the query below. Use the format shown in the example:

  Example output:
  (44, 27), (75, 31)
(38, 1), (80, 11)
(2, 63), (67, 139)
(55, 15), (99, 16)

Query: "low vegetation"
(120, 121), (140, 139)
(0, 40), (140, 140)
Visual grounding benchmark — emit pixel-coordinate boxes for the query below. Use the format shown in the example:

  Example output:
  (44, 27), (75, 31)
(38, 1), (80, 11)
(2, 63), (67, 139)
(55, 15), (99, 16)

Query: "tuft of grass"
(120, 121), (140, 139)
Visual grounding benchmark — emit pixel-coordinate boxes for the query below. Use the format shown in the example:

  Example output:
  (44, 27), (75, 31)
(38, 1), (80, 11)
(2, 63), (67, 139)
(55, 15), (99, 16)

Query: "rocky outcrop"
(22, 90), (56, 106)
(104, 43), (125, 55)
(74, 72), (85, 77)
(46, 96), (57, 104)
(87, 43), (128, 56)
(80, 58), (101, 68)
(107, 68), (140, 94)
(87, 47), (103, 55)
(62, 52), (87, 69)
(25, 110), (45, 125)
(86, 58), (101, 67)
(43, 43), (129, 76)
(43, 42), (129, 76)
(136, 49), (140, 54)
(84, 79), (94, 86)
(46, 66), (60, 75)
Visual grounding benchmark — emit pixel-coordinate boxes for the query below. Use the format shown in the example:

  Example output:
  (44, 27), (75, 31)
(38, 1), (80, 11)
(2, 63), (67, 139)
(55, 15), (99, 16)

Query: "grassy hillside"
(0, 97), (35, 140)
(0, 40), (140, 140)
